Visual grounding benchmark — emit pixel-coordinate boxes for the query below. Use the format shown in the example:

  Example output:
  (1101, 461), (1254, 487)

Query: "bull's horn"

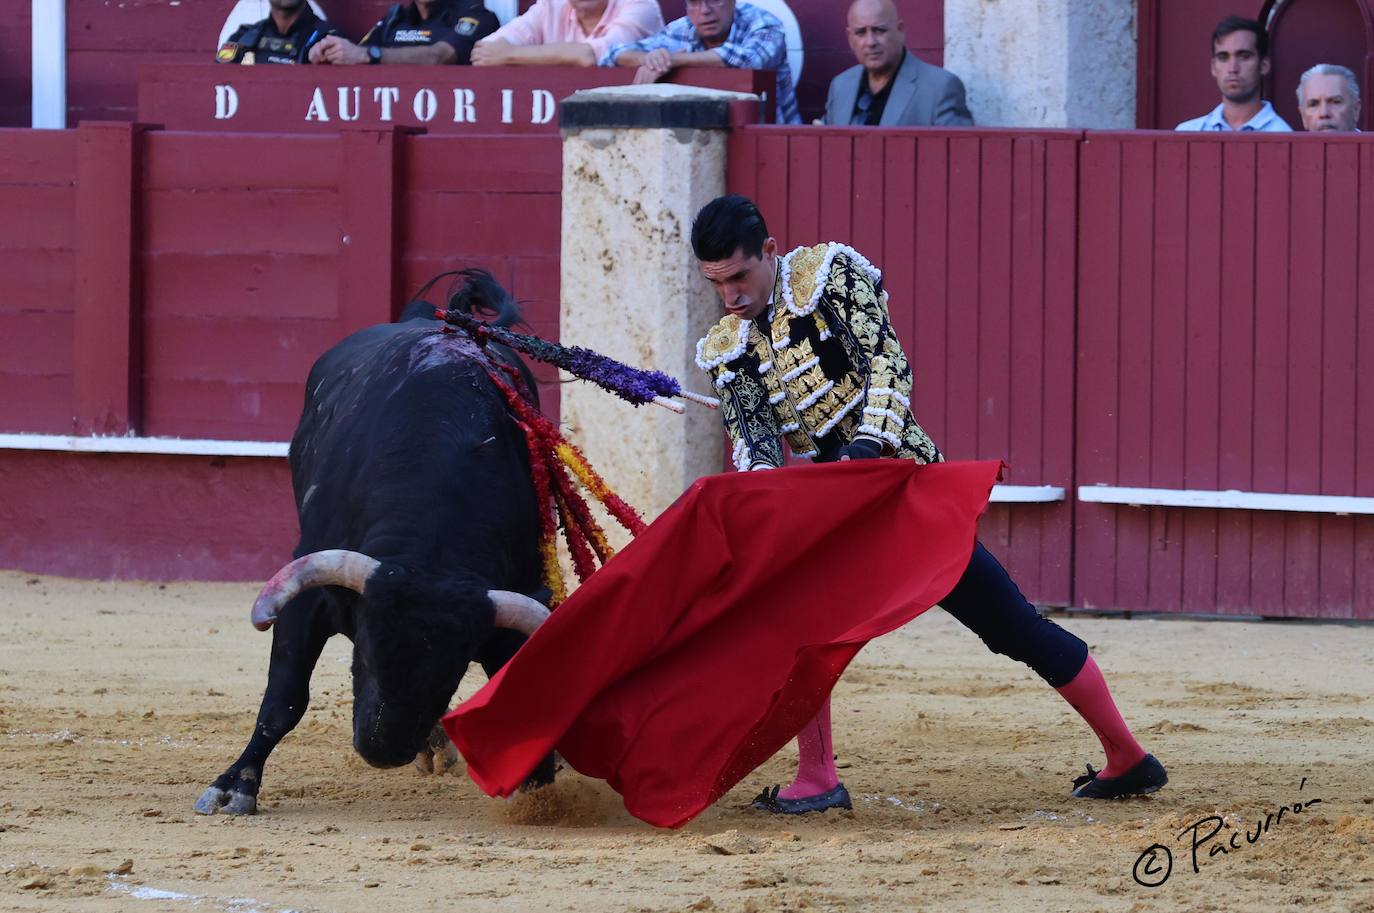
(251, 550), (381, 631)
(486, 591), (550, 636)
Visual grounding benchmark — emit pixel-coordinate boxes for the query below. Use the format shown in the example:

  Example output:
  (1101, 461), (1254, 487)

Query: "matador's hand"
(839, 437), (883, 461)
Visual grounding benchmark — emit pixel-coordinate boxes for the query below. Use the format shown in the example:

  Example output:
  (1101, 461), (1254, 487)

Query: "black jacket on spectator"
(362, 0), (499, 63)
(216, 7), (339, 65)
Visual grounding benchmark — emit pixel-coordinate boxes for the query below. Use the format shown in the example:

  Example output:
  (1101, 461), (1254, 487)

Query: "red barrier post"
(337, 126), (418, 335)
(72, 121), (157, 436)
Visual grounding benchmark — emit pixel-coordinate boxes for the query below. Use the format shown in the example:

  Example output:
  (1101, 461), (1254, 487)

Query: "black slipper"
(751, 783), (852, 814)
(1071, 754), (1168, 799)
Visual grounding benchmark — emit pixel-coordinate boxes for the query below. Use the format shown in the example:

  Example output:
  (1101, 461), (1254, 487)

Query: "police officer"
(308, 0), (498, 66)
(216, 0), (339, 65)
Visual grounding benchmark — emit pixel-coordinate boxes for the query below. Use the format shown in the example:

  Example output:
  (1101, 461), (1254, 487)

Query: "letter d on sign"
(215, 84), (239, 120)
(531, 89), (555, 124)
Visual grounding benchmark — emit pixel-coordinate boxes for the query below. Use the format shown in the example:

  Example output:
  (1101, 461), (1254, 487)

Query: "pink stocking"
(1055, 656), (1147, 778)
(778, 696), (840, 800)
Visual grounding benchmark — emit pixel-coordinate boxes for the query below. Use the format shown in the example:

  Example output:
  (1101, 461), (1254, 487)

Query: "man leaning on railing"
(604, 0), (801, 124)
(471, 0), (664, 68)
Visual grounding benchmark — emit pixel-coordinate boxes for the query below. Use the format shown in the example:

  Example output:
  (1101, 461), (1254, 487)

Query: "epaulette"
(779, 242), (883, 317)
(694, 315), (750, 372)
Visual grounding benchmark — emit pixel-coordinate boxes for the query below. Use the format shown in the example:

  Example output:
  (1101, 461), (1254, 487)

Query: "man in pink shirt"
(472, 0), (663, 67)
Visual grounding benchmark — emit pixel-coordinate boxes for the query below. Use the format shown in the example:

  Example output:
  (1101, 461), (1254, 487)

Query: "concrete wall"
(560, 87), (737, 532)
(945, 0), (1138, 129)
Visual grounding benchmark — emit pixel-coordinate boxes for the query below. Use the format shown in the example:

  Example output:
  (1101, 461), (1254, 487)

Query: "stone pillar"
(944, 0), (1138, 129)
(559, 85), (750, 529)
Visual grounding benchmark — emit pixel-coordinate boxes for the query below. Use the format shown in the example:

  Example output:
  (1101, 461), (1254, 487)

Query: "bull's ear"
(486, 591), (549, 635)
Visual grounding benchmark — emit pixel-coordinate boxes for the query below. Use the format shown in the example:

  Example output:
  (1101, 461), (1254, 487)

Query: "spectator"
(604, 0), (800, 124)
(216, 0), (340, 65)
(821, 0), (972, 126)
(308, 0), (497, 66)
(1297, 63), (1361, 132)
(1176, 16), (1291, 132)
(472, 0), (663, 68)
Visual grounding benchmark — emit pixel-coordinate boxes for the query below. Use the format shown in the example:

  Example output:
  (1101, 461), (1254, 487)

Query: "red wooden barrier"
(0, 450), (296, 583)
(0, 125), (562, 580)
(3, 123), (1372, 617)
(1076, 132), (1374, 620)
(729, 126), (1080, 606)
(138, 65), (775, 134)
(0, 129), (76, 434)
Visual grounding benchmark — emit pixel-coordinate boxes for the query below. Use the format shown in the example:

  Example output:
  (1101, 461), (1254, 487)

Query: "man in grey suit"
(822, 0), (973, 126)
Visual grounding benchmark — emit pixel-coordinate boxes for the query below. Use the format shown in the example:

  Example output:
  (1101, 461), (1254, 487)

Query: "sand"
(1, 570), (1371, 913)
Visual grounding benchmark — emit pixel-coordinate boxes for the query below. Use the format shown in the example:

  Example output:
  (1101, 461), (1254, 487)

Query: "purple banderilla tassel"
(440, 308), (683, 407)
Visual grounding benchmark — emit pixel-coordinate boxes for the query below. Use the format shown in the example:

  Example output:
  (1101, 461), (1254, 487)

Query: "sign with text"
(138, 65), (774, 134)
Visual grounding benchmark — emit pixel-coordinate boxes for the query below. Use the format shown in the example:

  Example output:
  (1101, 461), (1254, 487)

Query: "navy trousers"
(938, 542), (1089, 688)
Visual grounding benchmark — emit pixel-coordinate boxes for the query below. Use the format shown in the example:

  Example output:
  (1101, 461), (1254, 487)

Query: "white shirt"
(1176, 100), (1293, 132)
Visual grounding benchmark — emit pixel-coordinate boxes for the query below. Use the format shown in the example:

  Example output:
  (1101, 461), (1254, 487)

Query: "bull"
(196, 271), (553, 816)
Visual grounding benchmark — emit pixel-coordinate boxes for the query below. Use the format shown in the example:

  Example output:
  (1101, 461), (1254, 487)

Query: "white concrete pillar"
(31, 0), (66, 129)
(559, 85), (749, 529)
(944, 0), (1138, 129)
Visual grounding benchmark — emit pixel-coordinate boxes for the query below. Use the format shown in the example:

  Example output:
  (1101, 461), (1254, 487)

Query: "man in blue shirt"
(1176, 16), (1291, 132)
(604, 0), (801, 124)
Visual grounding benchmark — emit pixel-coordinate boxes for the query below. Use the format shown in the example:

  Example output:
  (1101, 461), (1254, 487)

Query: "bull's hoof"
(194, 785), (258, 816)
(518, 751), (562, 792)
(413, 725), (460, 776)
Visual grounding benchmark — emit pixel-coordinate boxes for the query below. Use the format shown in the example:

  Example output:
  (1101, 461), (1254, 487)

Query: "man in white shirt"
(1176, 16), (1292, 133)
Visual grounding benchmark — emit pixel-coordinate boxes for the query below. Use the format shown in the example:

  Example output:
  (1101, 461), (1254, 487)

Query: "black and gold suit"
(696, 243), (940, 470)
(695, 241), (1090, 688)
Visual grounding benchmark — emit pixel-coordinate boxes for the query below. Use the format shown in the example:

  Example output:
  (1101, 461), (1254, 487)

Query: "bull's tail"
(402, 269), (524, 328)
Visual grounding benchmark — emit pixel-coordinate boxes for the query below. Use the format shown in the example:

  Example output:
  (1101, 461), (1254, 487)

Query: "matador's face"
(699, 238), (778, 322)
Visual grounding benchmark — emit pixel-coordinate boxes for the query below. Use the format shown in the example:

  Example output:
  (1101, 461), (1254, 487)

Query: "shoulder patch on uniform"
(216, 44), (238, 62)
(782, 243), (881, 316)
(780, 244), (829, 317)
(455, 16), (479, 36)
(695, 316), (750, 371)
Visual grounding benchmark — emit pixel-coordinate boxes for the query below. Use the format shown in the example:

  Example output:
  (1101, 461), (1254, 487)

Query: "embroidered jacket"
(695, 243), (942, 471)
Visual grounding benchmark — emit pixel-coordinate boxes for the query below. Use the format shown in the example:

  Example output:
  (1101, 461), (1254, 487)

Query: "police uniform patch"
(216, 43), (238, 62)
(456, 17), (479, 36)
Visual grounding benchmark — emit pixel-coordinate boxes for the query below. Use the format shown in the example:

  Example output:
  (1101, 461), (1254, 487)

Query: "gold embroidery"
(785, 244), (829, 315)
(697, 316), (747, 368)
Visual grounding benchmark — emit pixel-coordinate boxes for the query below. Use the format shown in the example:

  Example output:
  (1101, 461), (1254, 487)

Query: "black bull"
(196, 272), (555, 816)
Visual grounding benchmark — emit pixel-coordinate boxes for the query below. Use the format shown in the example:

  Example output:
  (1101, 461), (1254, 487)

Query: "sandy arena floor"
(1, 570), (1371, 913)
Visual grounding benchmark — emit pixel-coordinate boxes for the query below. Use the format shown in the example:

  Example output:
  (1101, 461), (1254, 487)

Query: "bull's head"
(250, 550), (548, 768)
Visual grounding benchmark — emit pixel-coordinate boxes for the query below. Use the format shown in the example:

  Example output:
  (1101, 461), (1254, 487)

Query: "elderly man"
(822, 0), (972, 126)
(308, 0), (497, 66)
(604, 0), (801, 124)
(1298, 63), (1362, 132)
(472, 0), (662, 68)
(1177, 16), (1291, 132)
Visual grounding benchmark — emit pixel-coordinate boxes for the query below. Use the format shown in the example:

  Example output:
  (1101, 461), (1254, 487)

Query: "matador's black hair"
(691, 194), (770, 262)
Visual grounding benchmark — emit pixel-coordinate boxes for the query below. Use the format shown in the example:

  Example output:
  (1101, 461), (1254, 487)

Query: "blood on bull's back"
(291, 319), (543, 590)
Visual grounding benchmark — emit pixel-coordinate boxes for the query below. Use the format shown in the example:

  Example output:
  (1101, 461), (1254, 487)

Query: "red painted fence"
(731, 126), (1373, 619)
(728, 127), (1080, 606)
(0, 123), (562, 581)
(1076, 132), (1374, 619)
(2, 124), (1371, 618)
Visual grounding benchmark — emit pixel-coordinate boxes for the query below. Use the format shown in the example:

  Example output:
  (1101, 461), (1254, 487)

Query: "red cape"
(442, 459), (1001, 828)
